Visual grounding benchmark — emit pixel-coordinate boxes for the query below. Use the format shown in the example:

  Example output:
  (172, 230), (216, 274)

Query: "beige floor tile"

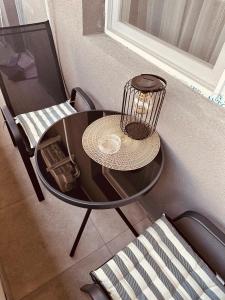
(20, 246), (111, 300)
(106, 217), (152, 255)
(121, 202), (147, 224)
(0, 117), (15, 150)
(0, 146), (35, 209)
(90, 209), (128, 243)
(135, 216), (152, 233)
(90, 201), (147, 244)
(0, 195), (104, 300)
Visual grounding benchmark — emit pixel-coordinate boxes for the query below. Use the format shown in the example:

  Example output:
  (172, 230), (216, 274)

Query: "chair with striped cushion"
(15, 101), (76, 149)
(81, 211), (225, 300)
(0, 21), (95, 201)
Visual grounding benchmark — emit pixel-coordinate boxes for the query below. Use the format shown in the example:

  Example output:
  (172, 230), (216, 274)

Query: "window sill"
(82, 33), (225, 109)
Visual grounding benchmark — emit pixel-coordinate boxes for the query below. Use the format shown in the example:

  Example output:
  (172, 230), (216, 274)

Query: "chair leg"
(1, 106), (44, 201)
(18, 145), (45, 201)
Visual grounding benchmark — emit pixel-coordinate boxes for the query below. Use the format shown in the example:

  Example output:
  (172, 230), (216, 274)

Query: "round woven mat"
(82, 115), (160, 171)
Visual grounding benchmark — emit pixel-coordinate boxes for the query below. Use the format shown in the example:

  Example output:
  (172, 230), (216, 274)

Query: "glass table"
(35, 110), (164, 256)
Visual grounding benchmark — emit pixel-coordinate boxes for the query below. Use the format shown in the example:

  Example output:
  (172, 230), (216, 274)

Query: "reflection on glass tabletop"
(35, 111), (164, 209)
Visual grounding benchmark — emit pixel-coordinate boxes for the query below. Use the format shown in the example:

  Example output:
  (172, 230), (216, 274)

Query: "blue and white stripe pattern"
(15, 101), (76, 148)
(92, 216), (225, 300)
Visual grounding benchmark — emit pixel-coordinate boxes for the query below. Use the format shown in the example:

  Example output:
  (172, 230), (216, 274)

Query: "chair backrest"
(0, 21), (67, 116)
(172, 211), (225, 281)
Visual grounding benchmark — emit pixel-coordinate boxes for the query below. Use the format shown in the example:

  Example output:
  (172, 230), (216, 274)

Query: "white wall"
(45, 0), (225, 229)
(16, 0), (47, 24)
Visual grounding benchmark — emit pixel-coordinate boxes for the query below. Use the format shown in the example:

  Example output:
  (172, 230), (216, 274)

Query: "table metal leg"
(70, 208), (92, 257)
(115, 208), (139, 237)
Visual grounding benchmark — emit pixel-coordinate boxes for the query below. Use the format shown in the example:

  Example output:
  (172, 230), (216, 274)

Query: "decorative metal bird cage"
(120, 74), (167, 140)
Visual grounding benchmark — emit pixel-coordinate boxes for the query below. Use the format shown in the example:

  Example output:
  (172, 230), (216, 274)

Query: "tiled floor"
(0, 109), (151, 300)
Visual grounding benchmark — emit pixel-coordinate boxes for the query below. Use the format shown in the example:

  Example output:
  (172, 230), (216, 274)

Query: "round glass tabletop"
(35, 110), (164, 209)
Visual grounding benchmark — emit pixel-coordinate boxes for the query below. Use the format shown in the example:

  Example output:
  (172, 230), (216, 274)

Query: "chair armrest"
(70, 87), (96, 111)
(172, 211), (225, 282)
(1, 105), (23, 147)
(80, 284), (109, 300)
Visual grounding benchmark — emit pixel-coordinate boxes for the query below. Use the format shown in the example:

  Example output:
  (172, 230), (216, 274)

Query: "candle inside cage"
(133, 93), (153, 115)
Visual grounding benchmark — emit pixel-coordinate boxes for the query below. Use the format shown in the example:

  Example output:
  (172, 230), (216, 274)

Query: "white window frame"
(105, 0), (225, 99)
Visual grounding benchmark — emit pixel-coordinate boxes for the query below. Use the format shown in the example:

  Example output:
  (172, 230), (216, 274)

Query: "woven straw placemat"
(82, 115), (160, 171)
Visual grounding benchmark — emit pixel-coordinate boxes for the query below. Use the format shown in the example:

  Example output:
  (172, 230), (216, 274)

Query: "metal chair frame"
(0, 21), (96, 201)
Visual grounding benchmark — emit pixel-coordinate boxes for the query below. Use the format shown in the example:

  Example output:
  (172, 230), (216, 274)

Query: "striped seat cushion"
(15, 101), (76, 148)
(92, 216), (225, 300)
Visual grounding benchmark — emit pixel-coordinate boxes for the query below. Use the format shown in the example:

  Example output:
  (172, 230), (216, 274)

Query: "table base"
(70, 208), (139, 257)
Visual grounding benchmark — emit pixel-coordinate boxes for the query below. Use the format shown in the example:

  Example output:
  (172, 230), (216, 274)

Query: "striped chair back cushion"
(15, 101), (76, 148)
(92, 216), (225, 300)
